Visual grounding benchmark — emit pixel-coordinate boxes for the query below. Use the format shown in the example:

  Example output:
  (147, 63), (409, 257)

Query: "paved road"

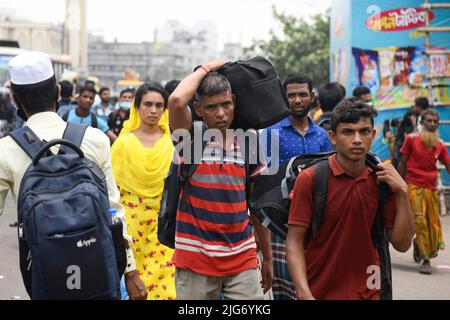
(391, 211), (450, 300)
(1, 194), (450, 300)
(0, 194), (28, 300)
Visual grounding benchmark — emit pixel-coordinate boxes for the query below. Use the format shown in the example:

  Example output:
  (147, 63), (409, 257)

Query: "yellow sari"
(111, 100), (175, 300)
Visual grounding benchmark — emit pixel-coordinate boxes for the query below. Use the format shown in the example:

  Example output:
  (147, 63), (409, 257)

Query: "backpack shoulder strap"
(372, 182), (390, 244)
(311, 159), (330, 238)
(317, 118), (330, 128)
(62, 109), (71, 122)
(59, 123), (88, 155)
(180, 121), (207, 184)
(372, 182), (392, 300)
(112, 109), (119, 122)
(281, 156), (298, 199)
(8, 126), (44, 160)
(91, 112), (98, 129)
(236, 129), (257, 206)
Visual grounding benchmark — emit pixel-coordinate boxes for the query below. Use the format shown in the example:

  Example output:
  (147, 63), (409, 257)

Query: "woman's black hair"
(135, 82), (168, 109)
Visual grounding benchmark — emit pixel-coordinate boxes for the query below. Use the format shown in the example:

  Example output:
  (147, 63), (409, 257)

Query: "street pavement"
(391, 210), (450, 300)
(0, 194), (28, 300)
(1, 193), (450, 300)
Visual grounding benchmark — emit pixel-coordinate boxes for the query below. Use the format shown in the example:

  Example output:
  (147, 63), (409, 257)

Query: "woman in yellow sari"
(111, 83), (175, 300)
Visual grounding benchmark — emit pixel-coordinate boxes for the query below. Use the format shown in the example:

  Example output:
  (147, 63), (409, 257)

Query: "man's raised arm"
(168, 60), (228, 131)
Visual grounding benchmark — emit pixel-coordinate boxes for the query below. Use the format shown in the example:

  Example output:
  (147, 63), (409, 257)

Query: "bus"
(0, 46), (72, 86)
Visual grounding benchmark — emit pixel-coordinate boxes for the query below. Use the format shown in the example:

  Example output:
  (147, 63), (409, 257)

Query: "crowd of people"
(0, 51), (449, 300)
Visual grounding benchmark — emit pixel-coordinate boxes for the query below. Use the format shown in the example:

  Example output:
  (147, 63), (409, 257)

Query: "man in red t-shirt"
(286, 98), (415, 300)
(398, 109), (450, 274)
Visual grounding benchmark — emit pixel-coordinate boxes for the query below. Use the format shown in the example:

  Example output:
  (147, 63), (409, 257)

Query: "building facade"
(87, 36), (188, 91)
(88, 20), (220, 90)
(0, 19), (68, 55)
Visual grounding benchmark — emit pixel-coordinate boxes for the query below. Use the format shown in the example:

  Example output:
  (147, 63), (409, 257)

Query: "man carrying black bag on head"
(168, 60), (273, 300)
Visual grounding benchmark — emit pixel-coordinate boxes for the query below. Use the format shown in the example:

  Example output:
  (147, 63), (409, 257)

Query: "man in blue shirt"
(261, 73), (333, 300)
(92, 87), (114, 122)
(63, 86), (117, 144)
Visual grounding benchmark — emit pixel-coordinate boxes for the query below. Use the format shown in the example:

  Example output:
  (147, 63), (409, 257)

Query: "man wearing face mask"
(261, 73), (332, 300)
(108, 88), (135, 136)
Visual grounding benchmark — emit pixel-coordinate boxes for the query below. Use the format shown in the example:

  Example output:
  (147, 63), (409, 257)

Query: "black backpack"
(250, 151), (392, 300)
(62, 109), (98, 129)
(8, 123), (125, 299)
(157, 152), (197, 249)
(158, 122), (255, 249)
(218, 56), (291, 130)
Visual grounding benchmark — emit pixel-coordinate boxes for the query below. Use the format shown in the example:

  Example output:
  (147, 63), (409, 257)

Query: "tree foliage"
(246, 6), (330, 88)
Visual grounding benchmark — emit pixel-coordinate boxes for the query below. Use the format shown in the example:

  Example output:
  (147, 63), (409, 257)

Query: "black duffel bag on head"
(218, 56), (290, 130)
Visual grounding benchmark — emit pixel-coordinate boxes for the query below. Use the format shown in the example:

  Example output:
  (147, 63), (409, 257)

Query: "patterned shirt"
(262, 116), (333, 166)
(173, 135), (266, 277)
(92, 102), (114, 123)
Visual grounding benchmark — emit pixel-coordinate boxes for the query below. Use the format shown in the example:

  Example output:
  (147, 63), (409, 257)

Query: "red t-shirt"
(288, 154), (397, 300)
(400, 134), (450, 190)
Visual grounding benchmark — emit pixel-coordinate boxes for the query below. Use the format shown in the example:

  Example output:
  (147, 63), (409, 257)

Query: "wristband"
(194, 65), (208, 74)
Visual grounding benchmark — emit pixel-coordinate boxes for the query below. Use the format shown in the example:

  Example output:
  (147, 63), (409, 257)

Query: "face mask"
(119, 101), (132, 110)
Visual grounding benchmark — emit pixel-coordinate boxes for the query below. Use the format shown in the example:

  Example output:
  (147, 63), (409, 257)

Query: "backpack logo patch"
(77, 237), (97, 248)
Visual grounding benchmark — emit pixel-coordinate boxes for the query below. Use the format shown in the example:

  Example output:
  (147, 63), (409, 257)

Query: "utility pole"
(66, 0), (88, 73)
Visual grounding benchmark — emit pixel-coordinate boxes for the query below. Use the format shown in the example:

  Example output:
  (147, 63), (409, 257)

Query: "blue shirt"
(57, 101), (77, 117)
(65, 109), (110, 133)
(92, 102), (114, 123)
(261, 116), (333, 166)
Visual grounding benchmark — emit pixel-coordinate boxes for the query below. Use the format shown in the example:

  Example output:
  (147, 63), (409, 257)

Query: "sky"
(0, 0), (331, 50)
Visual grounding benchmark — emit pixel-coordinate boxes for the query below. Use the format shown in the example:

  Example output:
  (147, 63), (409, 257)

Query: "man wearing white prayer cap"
(8, 51), (58, 120)
(9, 51), (54, 85)
(0, 51), (147, 300)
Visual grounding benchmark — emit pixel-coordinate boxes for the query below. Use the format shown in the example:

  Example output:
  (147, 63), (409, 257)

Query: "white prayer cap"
(9, 51), (54, 85)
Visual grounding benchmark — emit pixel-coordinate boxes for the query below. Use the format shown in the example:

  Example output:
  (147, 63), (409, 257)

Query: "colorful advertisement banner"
(351, 45), (450, 109)
(331, 0), (450, 186)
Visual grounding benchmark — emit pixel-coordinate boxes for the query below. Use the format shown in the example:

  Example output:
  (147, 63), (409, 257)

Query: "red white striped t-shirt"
(173, 139), (266, 276)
